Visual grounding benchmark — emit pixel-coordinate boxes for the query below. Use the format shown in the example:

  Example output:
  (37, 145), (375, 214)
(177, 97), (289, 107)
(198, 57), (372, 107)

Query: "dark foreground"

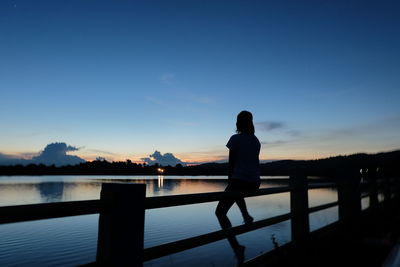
(250, 205), (400, 267)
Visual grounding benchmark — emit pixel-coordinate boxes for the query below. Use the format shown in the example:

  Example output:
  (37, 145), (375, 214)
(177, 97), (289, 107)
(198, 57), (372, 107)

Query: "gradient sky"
(1, 0), (399, 163)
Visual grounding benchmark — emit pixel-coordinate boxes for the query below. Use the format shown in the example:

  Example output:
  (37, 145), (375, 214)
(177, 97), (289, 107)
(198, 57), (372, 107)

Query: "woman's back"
(227, 133), (260, 182)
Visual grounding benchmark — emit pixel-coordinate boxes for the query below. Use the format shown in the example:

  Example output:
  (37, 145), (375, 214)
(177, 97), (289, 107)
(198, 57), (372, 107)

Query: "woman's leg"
(215, 199), (235, 228)
(236, 181), (260, 223)
(215, 199), (241, 249)
(235, 198), (253, 223)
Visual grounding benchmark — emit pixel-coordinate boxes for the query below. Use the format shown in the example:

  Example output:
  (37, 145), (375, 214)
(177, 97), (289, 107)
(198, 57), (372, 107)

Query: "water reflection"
(0, 177), (229, 206)
(0, 183), (42, 205)
(38, 182), (64, 202)
(157, 175), (164, 189)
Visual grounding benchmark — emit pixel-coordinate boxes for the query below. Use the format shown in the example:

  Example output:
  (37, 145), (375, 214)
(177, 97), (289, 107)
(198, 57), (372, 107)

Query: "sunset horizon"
(1, 141), (399, 167)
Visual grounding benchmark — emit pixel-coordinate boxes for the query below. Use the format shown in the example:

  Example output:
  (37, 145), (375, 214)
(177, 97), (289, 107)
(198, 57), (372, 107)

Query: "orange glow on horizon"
(6, 146), (396, 166)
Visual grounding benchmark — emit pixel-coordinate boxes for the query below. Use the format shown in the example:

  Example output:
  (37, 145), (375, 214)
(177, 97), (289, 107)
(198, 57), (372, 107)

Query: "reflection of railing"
(0, 172), (399, 266)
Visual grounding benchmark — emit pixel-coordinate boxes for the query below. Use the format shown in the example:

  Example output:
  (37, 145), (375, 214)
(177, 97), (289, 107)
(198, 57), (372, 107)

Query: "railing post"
(337, 169), (361, 228)
(289, 171), (309, 243)
(96, 183), (146, 266)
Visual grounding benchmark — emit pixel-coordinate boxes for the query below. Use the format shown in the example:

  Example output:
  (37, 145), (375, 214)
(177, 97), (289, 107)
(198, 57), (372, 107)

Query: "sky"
(0, 0), (399, 165)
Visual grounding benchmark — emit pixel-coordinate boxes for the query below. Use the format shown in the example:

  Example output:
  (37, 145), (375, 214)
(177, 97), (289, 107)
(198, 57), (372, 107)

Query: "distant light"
(157, 168), (164, 174)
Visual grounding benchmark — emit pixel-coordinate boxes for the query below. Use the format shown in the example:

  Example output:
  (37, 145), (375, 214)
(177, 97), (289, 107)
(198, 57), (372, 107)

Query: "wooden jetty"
(1, 169), (399, 266)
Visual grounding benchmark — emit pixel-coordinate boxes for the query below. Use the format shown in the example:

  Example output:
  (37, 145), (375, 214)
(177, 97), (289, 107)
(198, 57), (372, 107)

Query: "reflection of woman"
(215, 110), (261, 264)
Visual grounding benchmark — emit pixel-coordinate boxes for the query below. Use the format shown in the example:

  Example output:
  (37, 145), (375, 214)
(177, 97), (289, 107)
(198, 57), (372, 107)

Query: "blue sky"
(0, 0), (399, 164)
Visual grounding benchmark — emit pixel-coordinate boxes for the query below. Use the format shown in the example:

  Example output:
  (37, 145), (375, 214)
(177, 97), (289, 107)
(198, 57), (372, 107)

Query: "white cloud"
(31, 142), (85, 166)
(141, 150), (186, 166)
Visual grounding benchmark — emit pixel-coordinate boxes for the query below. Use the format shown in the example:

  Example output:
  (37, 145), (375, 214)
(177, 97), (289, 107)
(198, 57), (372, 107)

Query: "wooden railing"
(0, 172), (399, 266)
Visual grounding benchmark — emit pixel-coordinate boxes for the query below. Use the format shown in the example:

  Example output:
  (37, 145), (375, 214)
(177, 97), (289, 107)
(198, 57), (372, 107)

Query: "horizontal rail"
(0, 200), (101, 224)
(308, 201), (338, 214)
(143, 212), (292, 261)
(145, 186), (290, 209)
(307, 183), (336, 189)
(145, 183), (336, 210)
(0, 187), (290, 224)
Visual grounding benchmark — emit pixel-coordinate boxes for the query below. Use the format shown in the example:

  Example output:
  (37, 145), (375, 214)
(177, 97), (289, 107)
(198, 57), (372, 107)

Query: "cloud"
(0, 142), (86, 166)
(256, 121), (302, 137)
(159, 72), (174, 84)
(141, 150), (186, 166)
(261, 140), (287, 146)
(255, 121), (285, 132)
(31, 142), (85, 166)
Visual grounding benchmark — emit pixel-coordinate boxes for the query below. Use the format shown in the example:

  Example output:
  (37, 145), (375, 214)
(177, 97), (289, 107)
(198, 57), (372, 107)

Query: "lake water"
(0, 175), (363, 266)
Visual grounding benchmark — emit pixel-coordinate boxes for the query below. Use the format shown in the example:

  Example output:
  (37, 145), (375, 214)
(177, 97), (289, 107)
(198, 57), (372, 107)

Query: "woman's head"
(236, 110), (255, 134)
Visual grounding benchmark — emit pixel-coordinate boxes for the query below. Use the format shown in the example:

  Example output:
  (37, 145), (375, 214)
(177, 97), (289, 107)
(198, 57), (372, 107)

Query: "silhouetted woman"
(215, 110), (261, 264)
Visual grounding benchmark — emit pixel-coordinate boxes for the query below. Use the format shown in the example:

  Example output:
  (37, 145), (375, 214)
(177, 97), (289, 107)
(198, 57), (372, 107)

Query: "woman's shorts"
(225, 179), (260, 193)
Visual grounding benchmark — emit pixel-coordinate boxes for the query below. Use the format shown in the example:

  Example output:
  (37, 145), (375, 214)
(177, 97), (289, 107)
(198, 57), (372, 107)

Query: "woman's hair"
(236, 110), (255, 134)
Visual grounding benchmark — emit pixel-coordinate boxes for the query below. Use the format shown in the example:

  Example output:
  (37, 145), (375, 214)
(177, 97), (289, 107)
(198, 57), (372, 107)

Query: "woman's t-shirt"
(226, 133), (261, 182)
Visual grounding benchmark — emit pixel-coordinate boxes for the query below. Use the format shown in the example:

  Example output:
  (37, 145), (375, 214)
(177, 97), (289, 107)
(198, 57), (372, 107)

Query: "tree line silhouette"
(0, 150), (399, 177)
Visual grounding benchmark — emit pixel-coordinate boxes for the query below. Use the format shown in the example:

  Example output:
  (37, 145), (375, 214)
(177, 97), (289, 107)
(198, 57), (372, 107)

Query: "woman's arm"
(228, 149), (236, 179)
